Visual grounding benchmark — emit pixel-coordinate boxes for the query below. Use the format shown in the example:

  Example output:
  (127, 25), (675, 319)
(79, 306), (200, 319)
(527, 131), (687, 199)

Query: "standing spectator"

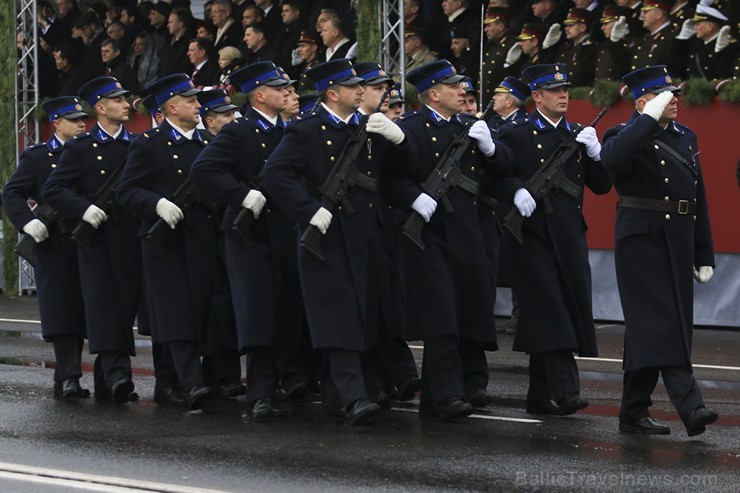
(242, 4), (265, 30)
(55, 0), (83, 38)
(256, 0), (282, 35)
(295, 30), (322, 93)
(404, 0), (432, 33)
(272, 0), (308, 78)
(594, 6), (634, 81)
(188, 38), (220, 88)
(244, 23), (278, 65)
(573, 0), (605, 43)
(315, 8), (339, 35)
(147, 2), (171, 61)
(38, 0), (69, 49)
(601, 65), (718, 437)
(119, 6), (145, 38)
(75, 12), (106, 81)
(215, 46), (244, 90)
(404, 25), (437, 74)
(101, 38), (140, 93)
(195, 20), (217, 43)
(449, 27), (478, 77)
(159, 9), (193, 77)
(212, 0), (244, 52)
(555, 9), (597, 87)
(531, 0), (567, 27)
(105, 21), (131, 58)
(321, 17), (354, 61)
(434, 0), (480, 62)
(55, 44), (86, 96)
(127, 31), (160, 89)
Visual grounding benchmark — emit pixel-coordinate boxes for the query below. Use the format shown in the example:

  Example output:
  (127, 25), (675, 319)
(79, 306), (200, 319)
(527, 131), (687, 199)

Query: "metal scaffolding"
(378, 0), (405, 104)
(15, 0), (39, 294)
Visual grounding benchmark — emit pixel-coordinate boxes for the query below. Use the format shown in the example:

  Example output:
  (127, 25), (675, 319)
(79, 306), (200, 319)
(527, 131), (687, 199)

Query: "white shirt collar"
(536, 109), (562, 128)
(253, 107), (279, 126)
(651, 21), (671, 35)
(448, 8), (466, 22)
(101, 124), (123, 139)
(326, 37), (350, 61)
(195, 59), (208, 71)
(425, 104), (451, 121)
(166, 118), (196, 140)
(321, 103), (354, 124)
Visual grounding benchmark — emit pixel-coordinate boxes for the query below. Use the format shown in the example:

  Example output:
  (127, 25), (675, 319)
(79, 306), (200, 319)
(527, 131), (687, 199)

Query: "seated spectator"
(211, 0), (244, 51)
(188, 38), (220, 88)
(215, 46), (244, 91)
(119, 5), (145, 37)
(242, 5), (265, 30)
(320, 17), (355, 61)
(196, 20), (217, 43)
(404, 25), (436, 74)
(127, 31), (160, 88)
(450, 26), (478, 77)
(101, 37), (139, 93)
(147, 2), (170, 58)
(105, 21), (131, 58)
(616, 0), (648, 38)
(243, 23), (277, 65)
(38, 0), (69, 49)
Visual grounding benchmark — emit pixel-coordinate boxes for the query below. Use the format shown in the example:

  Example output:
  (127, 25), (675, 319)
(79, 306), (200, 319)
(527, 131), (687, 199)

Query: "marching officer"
(494, 64), (612, 416)
(601, 65), (718, 437)
(198, 88), (238, 137)
(42, 77), (142, 404)
(263, 59), (415, 425)
(487, 76), (530, 130)
(191, 62), (307, 420)
(3, 97), (88, 399)
(116, 74), (223, 411)
(390, 60), (515, 419)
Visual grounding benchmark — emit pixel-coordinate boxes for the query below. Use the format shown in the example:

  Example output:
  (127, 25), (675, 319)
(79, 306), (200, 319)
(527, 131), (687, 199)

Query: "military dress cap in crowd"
(640, 0), (672, 12)
(73, 12), (98, 29)
(305, 59), (364, 92)
(229, 61), (291, 94)
(692, 4), (729, 24)
(298, 93), (319, 114)
(460, 77), (477, 94)
(622, 65), (679, 100)
(522, 63), (571, 91)
(353, 62), (394, 86)
(41, 96), (88, 123)
(563, 8), (595, 27)
(484, 7), (511, 25)
(600, 5), (632, 23)
(517, 23), (548, 43)
(494, 76), (531, 102)
(150, 1), (172, 18)
(388, 84), (404, 106)
(78, 76), (131, 107)
(297, 30), (321, 45)
(406, 59), (465, 93)
(141, 95), (160, 118)
(197, 88), (238, 118)
(449, 25), (469, 40)
(404, 24), (430, 44)
(146, 73), (200, 106)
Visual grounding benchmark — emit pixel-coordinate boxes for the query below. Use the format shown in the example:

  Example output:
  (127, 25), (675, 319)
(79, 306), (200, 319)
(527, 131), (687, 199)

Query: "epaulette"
(233, 117), (244, 124)
(398, 111), (421, 121)
(70, 132), (91, 142)
(141, 127), (162, 139)
(26, 142), (46, 151)
(457, 113), (477, 123)
(582, 40), (593, 46)
(292, 112), (318, 125)
(511, 118), (528, 126)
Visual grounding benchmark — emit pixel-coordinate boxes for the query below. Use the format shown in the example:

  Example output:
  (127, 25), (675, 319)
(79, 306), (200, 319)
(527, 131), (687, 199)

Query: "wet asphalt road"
(0, 295), (738, 492)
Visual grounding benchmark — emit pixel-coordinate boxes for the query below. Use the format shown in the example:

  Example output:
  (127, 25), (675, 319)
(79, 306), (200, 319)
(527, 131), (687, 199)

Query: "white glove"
(242, 189), (266, 219)
(699, 0), (715, 5)
(411, 193), (437, 223)
(155, 198), (184, 230)
(469, 120), (496, 156)
(676, 19), (695, 40)
(715, 25), (731, 53)
(82, 204), (107, 229)
(23, 218), (49, 243)
(309, 207), (332, 234)
(575, 126), (602, 160)
(693, 266), (713, 283)
(366, 112), (405, 145)
(513, 188), (536, 217)
(642, 91), (674, 121)
(610, 16), (630, 42)
(542, 23), (562, 50)
(504, 43), (522, 67)
(291, 48), (302, 66)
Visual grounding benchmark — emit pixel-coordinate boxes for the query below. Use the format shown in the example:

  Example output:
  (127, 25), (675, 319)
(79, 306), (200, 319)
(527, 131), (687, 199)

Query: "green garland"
(717, 79), (740, 104)
(680, 78), (715, 106)
(353, 0), (380, 63)
(589, 80), (623, 108)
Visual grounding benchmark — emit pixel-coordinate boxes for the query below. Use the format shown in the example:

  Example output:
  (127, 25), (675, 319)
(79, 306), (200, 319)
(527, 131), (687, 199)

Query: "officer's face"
(450, 38), (469, 58)
(56, 117), (87, 141)
(640, 92), (678, 122)
(332, 84), (365, 113)
(207, 110), (237, 135)
(362, 83), (390, 114)
(492, 92), (511, 116)
(284, 86), (300, 117)
(260, 85), (290, 113)
(387, 103), (403, 122)
(168, 95), (201, 128)
(564, 22), (586, 41)
(461, 93), (477, 114)
(99, 96), (131, 124)
(694, 20), (717, 41)
(485, 20), (505, 41)
(601, 21), (615, 38)
(297, 42), (318, 61)
(532, 86), (569, 119)
(430, 82), (465, 117)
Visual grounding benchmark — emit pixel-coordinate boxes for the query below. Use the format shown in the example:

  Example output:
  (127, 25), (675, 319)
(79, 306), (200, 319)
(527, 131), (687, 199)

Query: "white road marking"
(0, 462), (231, 493)
(391, 407), (542, 423)
(575, 356), (740, 371)
(0, 318), (41, 324)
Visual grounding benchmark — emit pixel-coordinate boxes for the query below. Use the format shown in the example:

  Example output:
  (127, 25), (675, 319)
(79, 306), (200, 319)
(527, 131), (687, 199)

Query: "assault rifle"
(145, 178), (219, 255)
(72, 154), (128, 254)
(503, 107), (608, 244)
(300, 89), (391, 261)
(14, 203), (63, 267)
(401, 99), (495, 250)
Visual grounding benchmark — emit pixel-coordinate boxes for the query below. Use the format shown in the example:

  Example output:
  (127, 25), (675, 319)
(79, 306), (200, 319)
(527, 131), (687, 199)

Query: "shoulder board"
(70, 132), (91, 142)
(673, 121), (694, 135)
(511, 118), (528, 126)
(233, 117), (244, 124)
(142, 128), (163, 139)
(399, 111), (421, 121)
(26, 142), (47, 151)
(457, 113), (477, 123)
(293, 112), (318, 124)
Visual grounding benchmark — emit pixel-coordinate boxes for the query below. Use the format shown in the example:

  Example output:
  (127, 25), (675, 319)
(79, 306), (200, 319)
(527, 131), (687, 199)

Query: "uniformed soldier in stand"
(601, 65), (719, 437)
(116, 74), (223, 411)
(42, 77), (142, 404)
(352, 61), (421, 408)
(594, 6), (634, 82)
(516, 23), (552, 73)
(494, 64), (612, 416)
(555, 9), (597, 87)
(3, 97), (88, 399)
(630, 0), (677, 73)
(481, 7), (520, 105)
(263, 59), (415, 425)
(191, 62), (308, 420)
(674, 4), (738, 81)
(389, 60), (515, 418)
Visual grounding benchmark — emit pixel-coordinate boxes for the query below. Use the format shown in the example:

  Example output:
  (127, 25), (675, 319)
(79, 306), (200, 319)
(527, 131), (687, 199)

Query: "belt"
(618, 196), (696, 215)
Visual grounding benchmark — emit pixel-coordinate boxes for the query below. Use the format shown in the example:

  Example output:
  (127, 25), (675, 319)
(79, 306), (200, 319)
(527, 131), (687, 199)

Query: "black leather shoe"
(154, 387), (188, 408)
(286, 382), (309, 403)
(346, 398), (382, 426)
(111, 379), (135, 404)
(218, 381), (246, 399)
(419, 397), (474, 421)
(396, 377), (421, 402)
(557, 393), (589, 416)
(466, 388), (494, 408)
(526, 398), (560, 415)
(370, 389), (392, 410)
(248, 397), (288, 421)
(685, 407), (718, 437)
(619, 417), (671, 435)
(186, 385), (213, 410)
(59, 378), (90, 399)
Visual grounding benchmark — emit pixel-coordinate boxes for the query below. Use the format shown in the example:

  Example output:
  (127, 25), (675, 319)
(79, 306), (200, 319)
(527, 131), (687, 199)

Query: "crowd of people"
(3, 0), (726, 437)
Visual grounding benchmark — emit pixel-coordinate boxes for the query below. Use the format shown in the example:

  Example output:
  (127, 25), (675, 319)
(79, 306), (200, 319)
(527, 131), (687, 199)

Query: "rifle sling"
(651, 138), (698, 179)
